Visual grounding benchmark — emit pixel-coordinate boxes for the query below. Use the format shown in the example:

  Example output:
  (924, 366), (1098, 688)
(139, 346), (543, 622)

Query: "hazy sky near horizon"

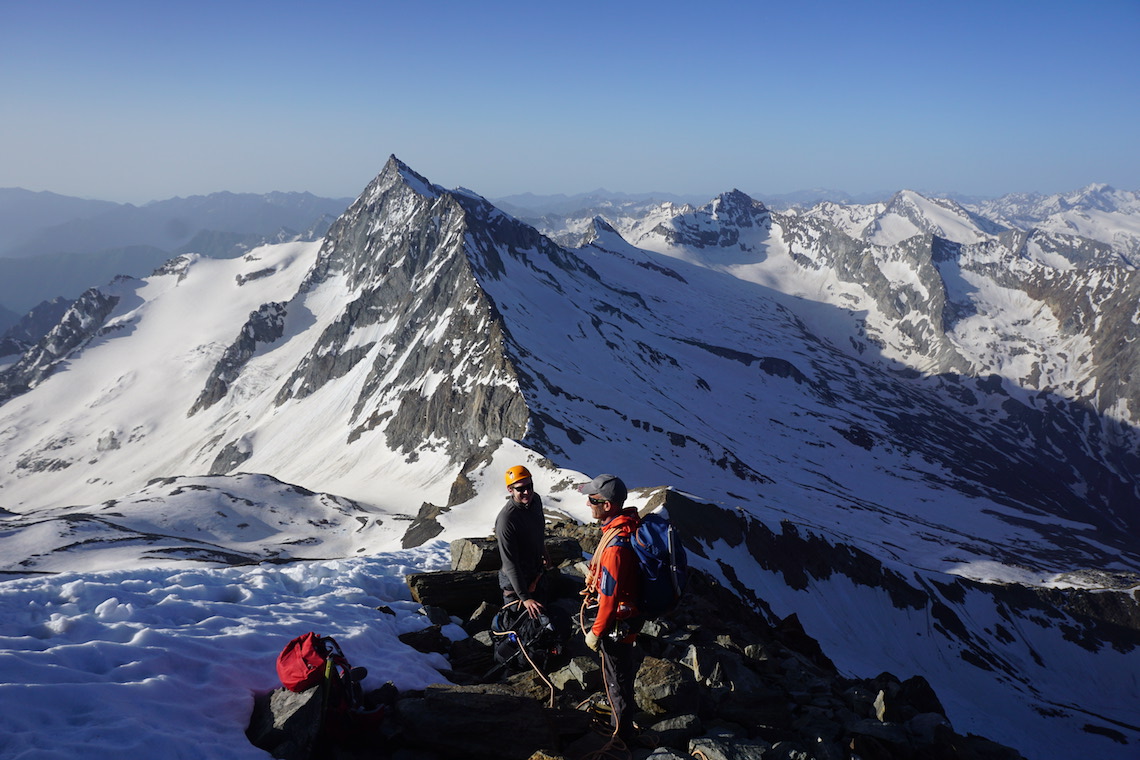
(3, 0), (1138, 204)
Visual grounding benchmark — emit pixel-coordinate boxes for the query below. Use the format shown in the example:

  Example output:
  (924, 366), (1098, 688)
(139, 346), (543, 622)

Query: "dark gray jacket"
(495, 493), (547, 601)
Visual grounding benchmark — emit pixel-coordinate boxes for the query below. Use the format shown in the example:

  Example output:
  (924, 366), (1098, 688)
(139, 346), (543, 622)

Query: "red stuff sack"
(273, 632), (392, 748)
(276, 631), (335, 692)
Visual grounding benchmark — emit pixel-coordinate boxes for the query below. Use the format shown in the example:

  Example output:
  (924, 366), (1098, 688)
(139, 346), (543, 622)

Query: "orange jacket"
(586, 509), (641, 639)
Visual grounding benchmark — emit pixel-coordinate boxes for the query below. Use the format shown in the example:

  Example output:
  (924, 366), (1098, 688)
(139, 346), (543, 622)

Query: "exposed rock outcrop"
(375, 521), (1029, 760)
(0, 286), (121, 405)
(190, 301), (287, 415)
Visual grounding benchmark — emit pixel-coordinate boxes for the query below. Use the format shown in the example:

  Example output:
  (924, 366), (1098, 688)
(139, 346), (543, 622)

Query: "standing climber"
(581, 473), (641, 743)
(496, 465), (551, 619)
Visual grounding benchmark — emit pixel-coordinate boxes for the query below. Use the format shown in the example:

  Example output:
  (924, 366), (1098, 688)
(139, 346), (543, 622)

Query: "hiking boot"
(374, 681), (399, 706)
(579, 695), (611, 721)
(619, 724), (658, 750)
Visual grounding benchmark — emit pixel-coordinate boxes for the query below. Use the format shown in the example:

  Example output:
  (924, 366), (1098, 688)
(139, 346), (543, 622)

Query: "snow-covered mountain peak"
(863, 189), (997, 247)
(617, 189), (776, 269)
(707, 188), (768, 224)
(365, 155), (441, 205)
(578, 215), (622, 248)
(1075, 181), (1116, 200)
(1051, 182), (1133, 214)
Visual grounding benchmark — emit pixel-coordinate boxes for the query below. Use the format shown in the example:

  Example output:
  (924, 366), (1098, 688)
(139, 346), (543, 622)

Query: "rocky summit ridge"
(254, 507), (1035, 760)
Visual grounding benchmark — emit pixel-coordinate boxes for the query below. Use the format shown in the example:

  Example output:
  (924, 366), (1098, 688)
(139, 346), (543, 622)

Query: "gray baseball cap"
(579, 473), (628, 503)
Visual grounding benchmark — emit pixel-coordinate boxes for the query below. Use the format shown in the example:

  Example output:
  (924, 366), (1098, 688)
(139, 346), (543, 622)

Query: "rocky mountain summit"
(252, 499), (1032, 760)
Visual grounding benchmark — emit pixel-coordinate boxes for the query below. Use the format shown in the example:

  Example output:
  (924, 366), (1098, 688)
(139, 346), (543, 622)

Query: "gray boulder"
(245, 686), (324, 760)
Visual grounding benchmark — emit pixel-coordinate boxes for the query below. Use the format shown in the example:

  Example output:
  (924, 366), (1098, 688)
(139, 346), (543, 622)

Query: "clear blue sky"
(2, 0), (1138, 204)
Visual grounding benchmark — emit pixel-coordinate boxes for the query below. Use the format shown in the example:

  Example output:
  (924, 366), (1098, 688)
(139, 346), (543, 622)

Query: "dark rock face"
(0, 297), (73, 358)
(396, 684), (568, 758)
(401, 502), (449, 549)
(407, 534), (587, 609)
(449, 535), (582, 572)
(0, 286), (121, 405)
(190, 301), (287, 415)
(274, 157), (530, 466)
(208, 439), (253, 475)
(405, 569), (502, 616)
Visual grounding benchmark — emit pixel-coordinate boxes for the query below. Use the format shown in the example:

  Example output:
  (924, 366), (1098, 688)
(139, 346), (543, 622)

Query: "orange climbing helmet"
(505, 465), (532, 488)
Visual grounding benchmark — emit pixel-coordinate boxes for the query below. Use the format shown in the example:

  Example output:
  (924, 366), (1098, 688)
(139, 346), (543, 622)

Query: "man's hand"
(584, 631), (599, 651)
(522, 598), (544, 618)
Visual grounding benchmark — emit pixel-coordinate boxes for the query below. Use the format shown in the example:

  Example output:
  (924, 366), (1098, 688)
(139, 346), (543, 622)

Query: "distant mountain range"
(1, 158), (1138, 756)
(5, 181), (1136, 324)
(0, 188), (352, 321)
(494, 187), (907, 218)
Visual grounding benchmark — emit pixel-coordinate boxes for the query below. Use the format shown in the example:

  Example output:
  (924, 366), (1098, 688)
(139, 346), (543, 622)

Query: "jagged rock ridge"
(267, 160), (530, 463)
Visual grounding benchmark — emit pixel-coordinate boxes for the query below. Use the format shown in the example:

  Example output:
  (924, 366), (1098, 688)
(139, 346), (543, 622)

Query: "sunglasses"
(587, 496), (607, 506)
(511, 483), (533, 493)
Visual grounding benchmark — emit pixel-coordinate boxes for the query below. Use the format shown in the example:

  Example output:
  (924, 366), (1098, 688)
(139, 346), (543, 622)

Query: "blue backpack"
(631, 512), (688, 618)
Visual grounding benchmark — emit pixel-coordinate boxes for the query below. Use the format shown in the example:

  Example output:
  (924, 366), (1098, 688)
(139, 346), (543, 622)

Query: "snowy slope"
(0, 473), (389, 573)
(0, 548), (457, 760)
